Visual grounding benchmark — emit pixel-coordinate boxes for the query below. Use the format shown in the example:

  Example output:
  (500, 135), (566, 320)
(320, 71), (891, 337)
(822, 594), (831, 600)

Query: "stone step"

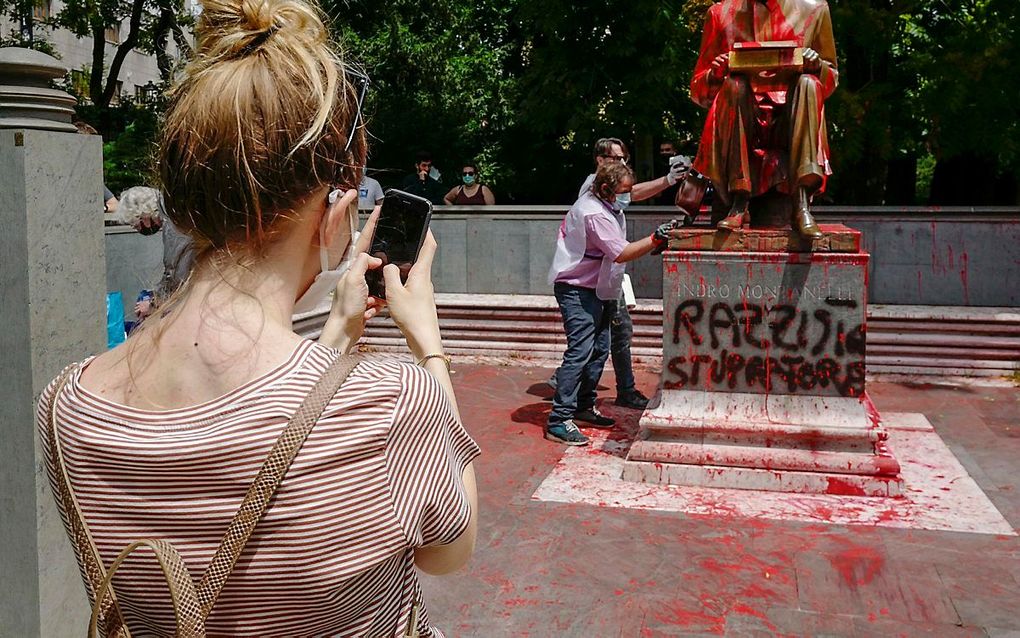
(621, 459), (904, 497)
(627, 440), (901, 477)
(294, 294), (1020, 377)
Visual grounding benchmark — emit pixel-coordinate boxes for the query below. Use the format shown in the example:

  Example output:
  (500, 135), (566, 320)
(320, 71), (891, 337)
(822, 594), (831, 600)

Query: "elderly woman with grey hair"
(118, 186), (197, 318)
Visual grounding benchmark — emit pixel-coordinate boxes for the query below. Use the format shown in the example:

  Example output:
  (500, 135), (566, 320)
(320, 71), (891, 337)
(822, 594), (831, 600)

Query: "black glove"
(651, 219), (679, 255)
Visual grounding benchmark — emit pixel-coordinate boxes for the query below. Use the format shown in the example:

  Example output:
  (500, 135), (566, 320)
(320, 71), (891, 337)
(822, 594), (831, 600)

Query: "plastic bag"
(106, 291), (126, 349)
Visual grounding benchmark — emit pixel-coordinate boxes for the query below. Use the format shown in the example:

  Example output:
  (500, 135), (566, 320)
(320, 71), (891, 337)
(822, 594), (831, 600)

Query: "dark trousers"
(548, 283), (612, 427)
(609, 300), (636, 394)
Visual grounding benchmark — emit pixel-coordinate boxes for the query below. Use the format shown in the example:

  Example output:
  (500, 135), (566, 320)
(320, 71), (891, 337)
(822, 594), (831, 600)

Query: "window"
(134, 82), (158, 104)
(32, 0), (51, 20)
(105, 22), (120, 44)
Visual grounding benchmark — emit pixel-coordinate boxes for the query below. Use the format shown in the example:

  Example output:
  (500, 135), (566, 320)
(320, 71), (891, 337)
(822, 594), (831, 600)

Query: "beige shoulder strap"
(47, 353), (361, 637)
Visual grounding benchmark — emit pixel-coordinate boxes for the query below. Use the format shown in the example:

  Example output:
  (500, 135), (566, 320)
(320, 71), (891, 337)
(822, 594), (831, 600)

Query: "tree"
(0, 0), (191, 109)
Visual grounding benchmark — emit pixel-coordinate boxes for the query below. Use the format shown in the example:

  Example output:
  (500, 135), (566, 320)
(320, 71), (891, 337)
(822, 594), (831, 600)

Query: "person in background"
(74, 120), (119, 214)
(654, 140), (683, 205)
(444, 163), (496, 205)
(117, 186), (198, 321)
(552, 137), (686, 411)
(358, 172), (384, 214)
(104, 186), (119, 215)
(545, 162), (677, 446)
(401, 150), (447, 204)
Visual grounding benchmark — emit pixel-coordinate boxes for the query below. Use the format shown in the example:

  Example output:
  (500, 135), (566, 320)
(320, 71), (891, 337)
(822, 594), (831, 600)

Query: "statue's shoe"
(794, 208), (823, 239)
(717, 210), (749, 231)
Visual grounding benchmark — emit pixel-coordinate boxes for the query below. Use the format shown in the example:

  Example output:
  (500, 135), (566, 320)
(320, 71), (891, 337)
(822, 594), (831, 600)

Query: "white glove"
(666, 162), (688, 186)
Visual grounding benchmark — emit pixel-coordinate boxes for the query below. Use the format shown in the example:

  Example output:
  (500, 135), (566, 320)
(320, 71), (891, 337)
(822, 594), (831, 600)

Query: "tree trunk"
(89, 21), (106, 105)
(101, 0), (145, 106)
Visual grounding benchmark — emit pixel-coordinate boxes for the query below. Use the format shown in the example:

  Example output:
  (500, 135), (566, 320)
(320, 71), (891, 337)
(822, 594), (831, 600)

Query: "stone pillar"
(1, 47), (103, 636)
(623, 225), (904, 496)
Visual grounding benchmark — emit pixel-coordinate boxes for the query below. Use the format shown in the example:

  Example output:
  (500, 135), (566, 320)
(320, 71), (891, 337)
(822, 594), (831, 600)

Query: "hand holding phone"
(382, 230), (443, 361)
(365, 189), (433, 299)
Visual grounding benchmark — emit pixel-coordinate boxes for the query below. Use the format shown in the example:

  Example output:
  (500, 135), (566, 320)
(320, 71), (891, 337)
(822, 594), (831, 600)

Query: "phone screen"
(365, 189), (433, 299)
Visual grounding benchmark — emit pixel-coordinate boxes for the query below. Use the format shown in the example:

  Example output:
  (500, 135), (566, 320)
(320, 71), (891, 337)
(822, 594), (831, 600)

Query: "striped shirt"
(37, 340), (480, 637)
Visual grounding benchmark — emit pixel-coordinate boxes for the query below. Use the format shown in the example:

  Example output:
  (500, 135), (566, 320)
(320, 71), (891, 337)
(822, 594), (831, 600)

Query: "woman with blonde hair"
(37, 0), (478, 635)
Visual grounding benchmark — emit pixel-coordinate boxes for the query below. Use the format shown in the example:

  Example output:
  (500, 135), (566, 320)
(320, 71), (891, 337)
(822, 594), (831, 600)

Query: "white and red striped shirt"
(37, 341), (480, 637)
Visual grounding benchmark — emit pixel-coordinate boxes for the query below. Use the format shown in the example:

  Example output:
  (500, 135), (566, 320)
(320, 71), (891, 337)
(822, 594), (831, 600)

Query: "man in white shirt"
(358, 174), (384, 214)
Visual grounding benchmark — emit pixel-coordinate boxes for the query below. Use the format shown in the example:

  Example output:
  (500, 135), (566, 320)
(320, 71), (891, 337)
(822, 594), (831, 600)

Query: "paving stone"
(411, 364), (1020, 637)
(937, 565), (1020, 630)
(793, 550), (960, 624)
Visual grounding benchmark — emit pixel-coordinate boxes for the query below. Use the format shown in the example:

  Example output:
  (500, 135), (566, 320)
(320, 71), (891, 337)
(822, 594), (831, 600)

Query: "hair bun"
(197, 0), (326, 59)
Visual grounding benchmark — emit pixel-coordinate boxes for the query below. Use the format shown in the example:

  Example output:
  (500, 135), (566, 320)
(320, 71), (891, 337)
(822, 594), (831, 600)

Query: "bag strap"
(46, 363), (130, 637)
(194, 353), (361, 616)
(88, 539), (204, 638)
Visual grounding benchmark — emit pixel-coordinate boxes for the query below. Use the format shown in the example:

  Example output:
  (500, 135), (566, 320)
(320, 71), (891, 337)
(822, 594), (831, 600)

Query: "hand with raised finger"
(320, 251), (384, 352)
(353, 205), (381, 255)
(383, 231), (442, 360)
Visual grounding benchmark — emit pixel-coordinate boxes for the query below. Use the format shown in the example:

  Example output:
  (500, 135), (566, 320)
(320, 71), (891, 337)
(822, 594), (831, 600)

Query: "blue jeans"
(609, 299), (636, 394)
(548, 283), (612, 427)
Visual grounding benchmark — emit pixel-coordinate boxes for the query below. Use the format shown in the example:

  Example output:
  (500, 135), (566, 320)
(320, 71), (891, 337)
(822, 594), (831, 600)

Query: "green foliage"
(827, 0), (1019, 204)
(328, 0), (1018, 204)
(76, 98), (161, 195)
(7, 0), (1015, 204)
(330, 0), (522, 195)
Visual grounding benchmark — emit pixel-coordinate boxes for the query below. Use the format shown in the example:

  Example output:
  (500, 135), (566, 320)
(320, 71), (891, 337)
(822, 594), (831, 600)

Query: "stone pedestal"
(622, 225), (904, 497)
(1, 49), (101, 637)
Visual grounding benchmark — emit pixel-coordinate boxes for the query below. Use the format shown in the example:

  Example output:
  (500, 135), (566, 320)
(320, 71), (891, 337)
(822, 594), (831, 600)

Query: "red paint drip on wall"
(960, 251), (970, 305)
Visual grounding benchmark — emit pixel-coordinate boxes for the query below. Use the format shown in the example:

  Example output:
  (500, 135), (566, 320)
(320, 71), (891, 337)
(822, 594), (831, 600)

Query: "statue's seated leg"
(789, 73), (827, 239)
(711, 76), (754, 231)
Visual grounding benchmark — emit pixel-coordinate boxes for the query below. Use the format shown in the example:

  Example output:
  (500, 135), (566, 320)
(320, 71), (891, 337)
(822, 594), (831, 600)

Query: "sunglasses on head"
(343, 67), (369, 153)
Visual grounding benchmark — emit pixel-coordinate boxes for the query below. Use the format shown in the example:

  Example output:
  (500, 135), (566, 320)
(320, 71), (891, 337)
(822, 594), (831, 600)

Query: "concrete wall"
(105, 225), (164, 320)
(2, 129), (104, 637)
(105, 206), (1020, 308)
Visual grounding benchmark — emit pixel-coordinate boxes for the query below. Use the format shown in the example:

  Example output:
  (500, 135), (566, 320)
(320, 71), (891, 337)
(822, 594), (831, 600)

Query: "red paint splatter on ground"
(827, 546), (884, 589)
(653, 601), (726, 635)
(825, 477), (869, 496)
(731, 603), (779, 632)
(502, 598), (539, 608)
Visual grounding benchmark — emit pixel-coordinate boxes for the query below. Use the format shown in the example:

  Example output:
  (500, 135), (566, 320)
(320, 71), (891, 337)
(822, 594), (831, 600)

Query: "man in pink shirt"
(545, 162), (677, 446)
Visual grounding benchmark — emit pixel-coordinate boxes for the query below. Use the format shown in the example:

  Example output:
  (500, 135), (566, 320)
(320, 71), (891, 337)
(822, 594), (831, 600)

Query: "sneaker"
(545, 420), (589, 446)
(615, 389), (650, 410)
(573, 408), (615, 428)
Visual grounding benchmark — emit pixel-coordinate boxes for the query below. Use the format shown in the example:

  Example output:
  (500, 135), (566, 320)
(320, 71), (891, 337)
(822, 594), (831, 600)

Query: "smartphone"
(365, 189), (433, 299)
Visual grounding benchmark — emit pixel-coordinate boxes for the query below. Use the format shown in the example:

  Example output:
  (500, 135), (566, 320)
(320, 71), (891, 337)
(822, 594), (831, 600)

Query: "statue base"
(622, 225), (904, 497)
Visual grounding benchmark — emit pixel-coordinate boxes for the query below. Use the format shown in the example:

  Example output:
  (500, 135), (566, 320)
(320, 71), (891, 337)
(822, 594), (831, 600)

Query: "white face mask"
(293, 189), (359, 315)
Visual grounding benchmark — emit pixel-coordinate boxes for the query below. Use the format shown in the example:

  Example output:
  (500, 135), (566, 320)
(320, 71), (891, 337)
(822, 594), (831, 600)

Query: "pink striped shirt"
(37, 340), (480, 637)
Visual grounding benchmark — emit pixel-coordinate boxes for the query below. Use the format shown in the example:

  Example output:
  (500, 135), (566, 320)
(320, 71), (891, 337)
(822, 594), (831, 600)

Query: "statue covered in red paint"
(690, 0), (838, 238)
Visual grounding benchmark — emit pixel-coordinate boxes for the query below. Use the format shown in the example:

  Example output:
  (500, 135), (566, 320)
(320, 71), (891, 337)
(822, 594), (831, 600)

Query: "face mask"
(611, 192), (632, 211)
(463, 174), (476, 186)
(293, 189), (359, 315)
(429, 166), (441, 181)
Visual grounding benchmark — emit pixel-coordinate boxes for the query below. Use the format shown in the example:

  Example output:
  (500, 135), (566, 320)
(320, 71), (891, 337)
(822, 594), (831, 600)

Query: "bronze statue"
(690, 0), (838, 239)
